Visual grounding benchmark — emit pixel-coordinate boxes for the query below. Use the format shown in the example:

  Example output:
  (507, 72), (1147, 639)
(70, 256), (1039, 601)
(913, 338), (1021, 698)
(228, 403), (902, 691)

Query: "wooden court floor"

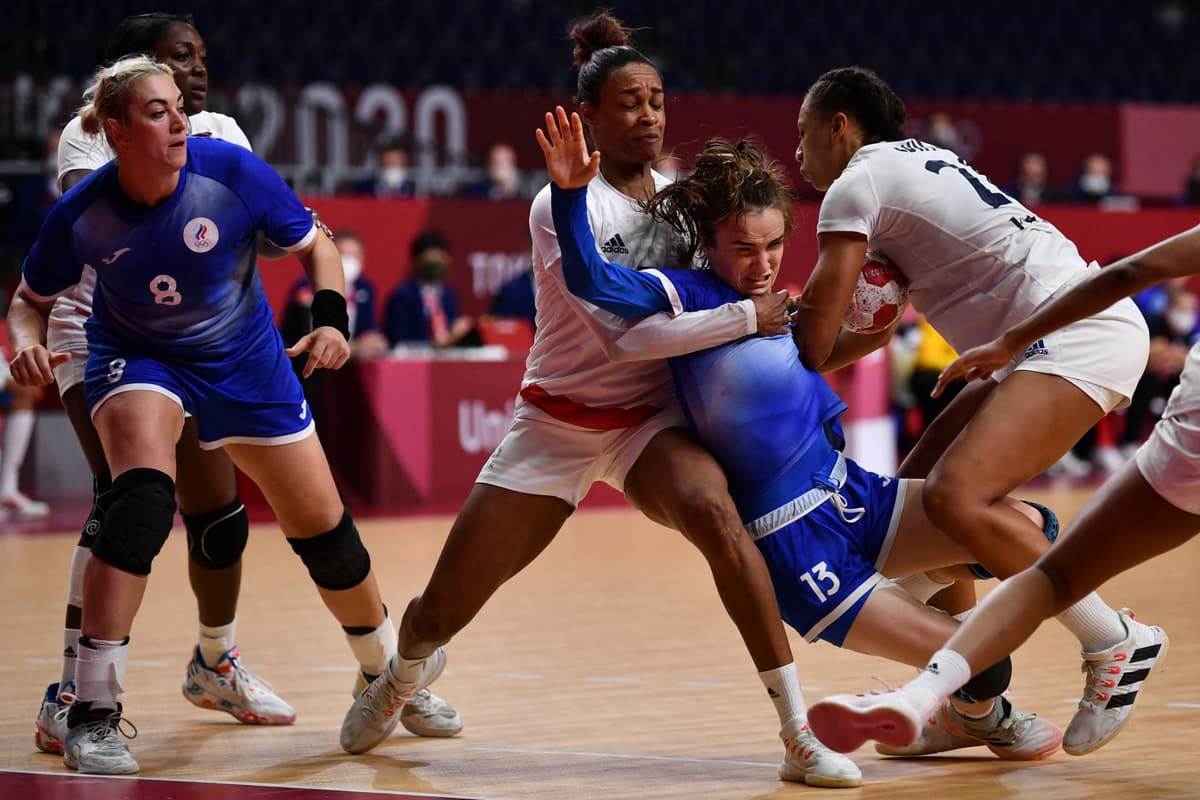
(2, 485), (1200, 799)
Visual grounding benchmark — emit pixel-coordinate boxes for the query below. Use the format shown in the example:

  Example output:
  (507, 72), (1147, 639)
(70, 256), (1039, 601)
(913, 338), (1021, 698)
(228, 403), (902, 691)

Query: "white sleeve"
(815, 164), (879, 237)
(56, 116), (112, 187)
(602, 301), (757, 362)
(212, 113), (253, 152)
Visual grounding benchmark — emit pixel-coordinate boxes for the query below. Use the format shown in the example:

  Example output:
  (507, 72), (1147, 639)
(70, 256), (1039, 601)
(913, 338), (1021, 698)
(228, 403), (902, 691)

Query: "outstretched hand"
(932, 337), (1018, 397)
(536, 106), (600, 190)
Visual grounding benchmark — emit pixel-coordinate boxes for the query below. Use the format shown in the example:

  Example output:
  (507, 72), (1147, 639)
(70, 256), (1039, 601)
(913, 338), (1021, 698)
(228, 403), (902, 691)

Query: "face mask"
(379, 165), (409, 190)
(1079, 173), (1111, 195)
(341, 254), (362, 285)
(1166, 309), (1196, 336)
(416, 259), (447, 282)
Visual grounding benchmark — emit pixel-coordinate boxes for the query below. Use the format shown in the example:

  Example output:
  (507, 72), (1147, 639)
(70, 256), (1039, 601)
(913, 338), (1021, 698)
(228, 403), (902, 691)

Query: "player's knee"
(287, 510), (371, 591)
(184, 497), (248, 570)
(90, 468), (177, 576)
(952, 655), (1012, 703)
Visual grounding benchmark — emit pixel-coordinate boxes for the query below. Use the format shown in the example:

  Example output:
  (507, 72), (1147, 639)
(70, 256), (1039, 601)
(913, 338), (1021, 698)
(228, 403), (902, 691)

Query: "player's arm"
(792, 231), (872, 370)
(935, 224), (1200, 393)
(9, 279), (70, 388)
(60, 170), (91, 193)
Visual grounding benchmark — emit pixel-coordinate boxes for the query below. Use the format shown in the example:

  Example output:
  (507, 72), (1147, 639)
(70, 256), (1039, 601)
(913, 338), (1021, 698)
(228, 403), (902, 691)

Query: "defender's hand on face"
(536, 106), (600, 190)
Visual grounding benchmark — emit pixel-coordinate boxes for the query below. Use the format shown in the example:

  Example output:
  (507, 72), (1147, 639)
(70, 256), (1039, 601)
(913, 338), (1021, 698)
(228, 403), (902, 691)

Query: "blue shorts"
(85, 324), (314, 449)
(752, 456), (906, 646)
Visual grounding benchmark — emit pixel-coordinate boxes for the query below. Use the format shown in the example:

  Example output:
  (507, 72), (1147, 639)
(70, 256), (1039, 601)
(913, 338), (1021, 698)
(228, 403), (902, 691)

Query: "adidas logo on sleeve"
(600, 233), (630, 255)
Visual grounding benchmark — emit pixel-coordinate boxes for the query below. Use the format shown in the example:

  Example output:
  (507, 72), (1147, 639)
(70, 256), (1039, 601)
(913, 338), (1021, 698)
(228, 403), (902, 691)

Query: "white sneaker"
(807, 687), (938, 754)
(1064, 609), (1168, 755)
(62, 707), (138, 775)
(182, 646), (296, 725)
(1, 491), (50, 520)
(779, 719), (862, 787)
(878, 697), (1060, 760)
(351, 671), (462, 737)
(34, 681), (74, 755)
(340, 646), (447, 754)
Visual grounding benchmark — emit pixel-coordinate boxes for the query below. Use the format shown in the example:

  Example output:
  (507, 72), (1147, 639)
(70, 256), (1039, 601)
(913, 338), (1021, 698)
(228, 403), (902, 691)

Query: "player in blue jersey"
(8, 56), (454, 775)
(537, 106), (1066, 767)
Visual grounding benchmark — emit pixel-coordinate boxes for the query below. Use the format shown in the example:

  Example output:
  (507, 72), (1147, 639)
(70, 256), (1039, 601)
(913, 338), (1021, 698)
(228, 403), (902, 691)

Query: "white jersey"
(818, 139), (1109, 352)
(524, 170), (754, 424)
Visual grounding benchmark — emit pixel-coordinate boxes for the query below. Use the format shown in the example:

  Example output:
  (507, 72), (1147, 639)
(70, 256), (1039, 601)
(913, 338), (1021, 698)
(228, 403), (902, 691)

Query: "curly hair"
(103, 12), (194, 65)
(804, 66), (907, 143)
(642, 139), (796, 270)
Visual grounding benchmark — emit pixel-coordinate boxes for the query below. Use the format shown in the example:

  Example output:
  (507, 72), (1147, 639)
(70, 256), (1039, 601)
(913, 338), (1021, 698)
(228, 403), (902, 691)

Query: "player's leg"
(0, 378), (50, 518)
(35, 380), (109, 756)
(836, 586), (1062, 760)
(624, 428), (859, 788)
(64, 390), (183, 775)
(175, 424), (294, 724)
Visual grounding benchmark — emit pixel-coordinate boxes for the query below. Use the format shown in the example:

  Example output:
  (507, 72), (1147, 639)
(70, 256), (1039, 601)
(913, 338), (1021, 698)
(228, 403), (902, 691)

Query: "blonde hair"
(78, 55), (173, 146)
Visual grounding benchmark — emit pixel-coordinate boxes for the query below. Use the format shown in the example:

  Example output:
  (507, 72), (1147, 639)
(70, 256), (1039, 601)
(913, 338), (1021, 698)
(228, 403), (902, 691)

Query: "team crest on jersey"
(183, 217), (219, 253)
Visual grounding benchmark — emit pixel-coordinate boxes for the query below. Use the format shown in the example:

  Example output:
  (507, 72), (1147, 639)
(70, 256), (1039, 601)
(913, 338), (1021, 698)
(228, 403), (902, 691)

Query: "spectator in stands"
(1064, 152), (1116, 204)
(463, 142), (523, 200)
(489, 266), (537, 330)
(281, 229), (388, 360)
(1183, 153), (1200, 206)
(922, 111), (962, 154)
(1006, 150), (1056, 206)
(355, 135), (416, 198)
(383, 230), (477, 347)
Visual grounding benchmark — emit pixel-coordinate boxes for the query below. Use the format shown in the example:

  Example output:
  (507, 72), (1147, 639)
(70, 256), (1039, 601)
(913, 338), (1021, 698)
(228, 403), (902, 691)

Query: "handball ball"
(843, 250), (909, 334)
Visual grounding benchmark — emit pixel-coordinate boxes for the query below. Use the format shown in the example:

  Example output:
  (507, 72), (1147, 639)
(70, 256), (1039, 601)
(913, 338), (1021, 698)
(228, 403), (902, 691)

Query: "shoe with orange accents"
(35, 681), (75, 755)
(339, 646), (447, 754)
(1064, 608), (1168, 755)
(779, 717), (862, 787)
(181, 646), (296, 725)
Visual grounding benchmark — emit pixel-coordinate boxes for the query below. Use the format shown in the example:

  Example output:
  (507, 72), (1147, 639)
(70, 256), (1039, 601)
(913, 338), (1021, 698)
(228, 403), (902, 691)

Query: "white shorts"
(47, 269), (96, 397)
(476, 400), (688, 507)
(1136, 341), (1200, 515)
(993, 296), (1148, 413)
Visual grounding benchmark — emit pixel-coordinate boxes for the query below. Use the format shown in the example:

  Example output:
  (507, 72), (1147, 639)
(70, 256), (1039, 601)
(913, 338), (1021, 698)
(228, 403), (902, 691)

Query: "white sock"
(905, 648), (972, 705)
(1056, 594), (1127, 652)
(347, 613), (396, 677)
(60, 627), (81, 690)
(894, 572), (953, 604)
(76, 637), (128, 710)
(0, 409), (34, 497)
(759, 662), (807, 728)
(67, 546), (90, 608)
(198, 619), (238, 668)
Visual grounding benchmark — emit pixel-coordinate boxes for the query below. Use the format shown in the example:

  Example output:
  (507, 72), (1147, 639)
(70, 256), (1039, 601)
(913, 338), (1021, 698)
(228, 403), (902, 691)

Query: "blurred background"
(0, 0), (1198, 517)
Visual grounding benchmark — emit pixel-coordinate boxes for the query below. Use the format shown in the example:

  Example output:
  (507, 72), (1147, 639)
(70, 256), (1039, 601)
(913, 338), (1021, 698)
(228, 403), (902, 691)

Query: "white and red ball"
(843, 250), (909, 334)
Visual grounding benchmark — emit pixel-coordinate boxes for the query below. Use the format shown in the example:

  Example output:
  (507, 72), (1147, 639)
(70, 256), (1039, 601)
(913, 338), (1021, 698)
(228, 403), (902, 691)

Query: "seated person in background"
(489, 265), (537, 330)
(353, 135), (417, 198)
(281, 229), (389, 359)
(383, 230), (477, 348)
(1182, 153), (1200, 206)
(1005, 150), (1057, 206)
(1063, 152), (1117, 204)
(463, 143), (523, 200)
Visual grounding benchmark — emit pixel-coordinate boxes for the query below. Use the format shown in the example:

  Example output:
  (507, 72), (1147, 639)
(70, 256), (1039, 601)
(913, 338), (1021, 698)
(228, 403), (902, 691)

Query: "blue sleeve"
(657, 267), (744, 311)
(549, 184), (673, 317)
(21, 203), (83, 297)
(202, 140), (313, 248)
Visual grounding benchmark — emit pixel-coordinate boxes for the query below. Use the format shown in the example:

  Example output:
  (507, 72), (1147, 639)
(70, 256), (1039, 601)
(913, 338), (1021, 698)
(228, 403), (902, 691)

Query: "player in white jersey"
(809, 226), (1194, 760)
(32, 13), (456, 757)
(790, 65), (1163, 755)
(340, 11), (855, 788)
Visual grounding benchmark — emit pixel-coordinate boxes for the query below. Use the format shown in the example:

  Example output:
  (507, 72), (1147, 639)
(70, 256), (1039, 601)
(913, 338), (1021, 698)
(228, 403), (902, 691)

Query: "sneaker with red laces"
(340, 646), (447, 754)
(1064, 608), (1168, 755)
(779, 718), (862, 787)
(181, 646), (296, 724)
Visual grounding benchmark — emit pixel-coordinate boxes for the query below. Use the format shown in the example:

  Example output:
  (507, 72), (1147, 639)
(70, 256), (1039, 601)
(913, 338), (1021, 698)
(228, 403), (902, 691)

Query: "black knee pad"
(78, 472), (113, 548)
(968, 501), (1060, 580)
(952, 656), (1012, 704)
(184, 497), (249, 570)
(90, 468), (177, 576)
(287, 510), (371, 591)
